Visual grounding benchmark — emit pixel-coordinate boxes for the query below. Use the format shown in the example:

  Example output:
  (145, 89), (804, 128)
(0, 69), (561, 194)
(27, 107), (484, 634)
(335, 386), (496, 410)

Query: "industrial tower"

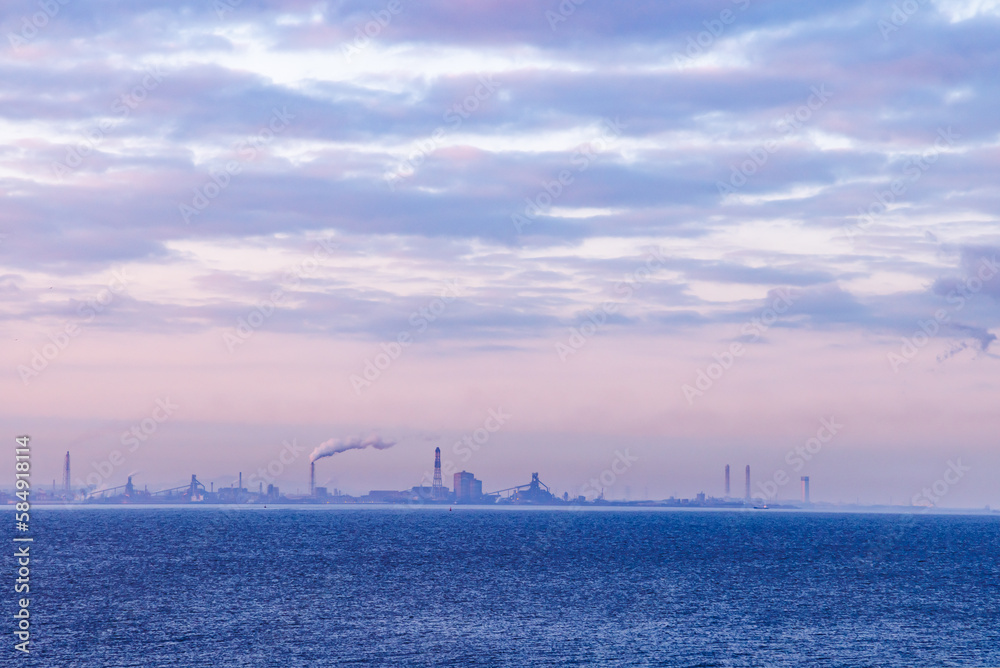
(63, 451), (71, 494)
(432, 447), (444, 500)
(745, 465), (750, 502)
(801, 476), (810, 504)
(724, 464), (730, 497)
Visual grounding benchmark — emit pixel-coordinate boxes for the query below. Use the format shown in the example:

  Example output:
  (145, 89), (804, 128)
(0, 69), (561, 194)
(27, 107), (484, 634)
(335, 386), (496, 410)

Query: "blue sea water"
(5, 507), (1000, 667)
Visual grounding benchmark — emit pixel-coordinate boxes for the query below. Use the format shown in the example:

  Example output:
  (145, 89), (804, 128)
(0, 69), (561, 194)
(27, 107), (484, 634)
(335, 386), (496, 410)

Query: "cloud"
(0, 0), (998, 363)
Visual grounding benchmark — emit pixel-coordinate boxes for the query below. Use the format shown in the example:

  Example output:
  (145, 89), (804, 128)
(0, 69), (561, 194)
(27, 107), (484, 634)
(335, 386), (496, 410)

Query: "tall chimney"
(724, 464), (730, 497)
(745, 465), (751, 502)
(63, 451), (71, 493)
(310, 461), (316, 497)
(801, 476), (810, 504)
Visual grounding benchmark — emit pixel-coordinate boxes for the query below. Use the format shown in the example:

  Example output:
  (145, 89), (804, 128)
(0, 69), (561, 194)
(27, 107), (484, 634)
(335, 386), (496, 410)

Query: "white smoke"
(309, 434), (396, 462)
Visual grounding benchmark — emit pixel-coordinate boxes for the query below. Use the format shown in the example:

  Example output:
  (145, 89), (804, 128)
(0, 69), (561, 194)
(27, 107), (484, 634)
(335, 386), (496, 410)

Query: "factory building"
(453, 471), (483, 503)
(495, 473), (554, 504)
(410, 485), (435, 501)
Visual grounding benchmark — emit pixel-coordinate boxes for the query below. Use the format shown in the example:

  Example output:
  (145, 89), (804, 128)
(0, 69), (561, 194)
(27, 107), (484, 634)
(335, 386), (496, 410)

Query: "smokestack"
(306, 434), (395, 499)
(239, 472), (242, 491)
(432, 447), (443, 499)
(745, 465), (750, 502)
(63, 451), (71, 493)
(801, 476), (810, 504)
(724, 464), (730, 497)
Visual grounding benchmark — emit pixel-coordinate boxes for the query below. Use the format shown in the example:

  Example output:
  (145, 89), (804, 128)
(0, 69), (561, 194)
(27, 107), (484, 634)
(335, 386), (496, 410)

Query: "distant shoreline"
(4, 503), (998, 517)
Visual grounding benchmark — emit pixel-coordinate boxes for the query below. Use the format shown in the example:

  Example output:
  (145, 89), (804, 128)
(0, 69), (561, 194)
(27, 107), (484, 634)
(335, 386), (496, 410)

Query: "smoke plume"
(309, 435), (396, 462)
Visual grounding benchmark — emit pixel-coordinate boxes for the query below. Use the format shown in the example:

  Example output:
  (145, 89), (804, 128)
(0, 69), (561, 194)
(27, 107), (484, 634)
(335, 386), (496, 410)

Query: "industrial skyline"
(14, 420), (994, 508)
(13, 445), (989, 513)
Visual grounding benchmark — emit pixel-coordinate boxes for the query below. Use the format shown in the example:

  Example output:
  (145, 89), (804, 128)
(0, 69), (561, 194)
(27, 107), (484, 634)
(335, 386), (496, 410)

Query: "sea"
(5, 506), (999, 667)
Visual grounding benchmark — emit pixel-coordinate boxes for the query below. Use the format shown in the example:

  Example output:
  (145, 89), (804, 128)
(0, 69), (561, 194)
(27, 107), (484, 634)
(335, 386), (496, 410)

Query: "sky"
(2, 0), (999, 507)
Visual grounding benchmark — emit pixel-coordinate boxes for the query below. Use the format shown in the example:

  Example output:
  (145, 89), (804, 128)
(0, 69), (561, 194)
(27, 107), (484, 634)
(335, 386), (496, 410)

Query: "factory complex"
(11, 447), (809, 508)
